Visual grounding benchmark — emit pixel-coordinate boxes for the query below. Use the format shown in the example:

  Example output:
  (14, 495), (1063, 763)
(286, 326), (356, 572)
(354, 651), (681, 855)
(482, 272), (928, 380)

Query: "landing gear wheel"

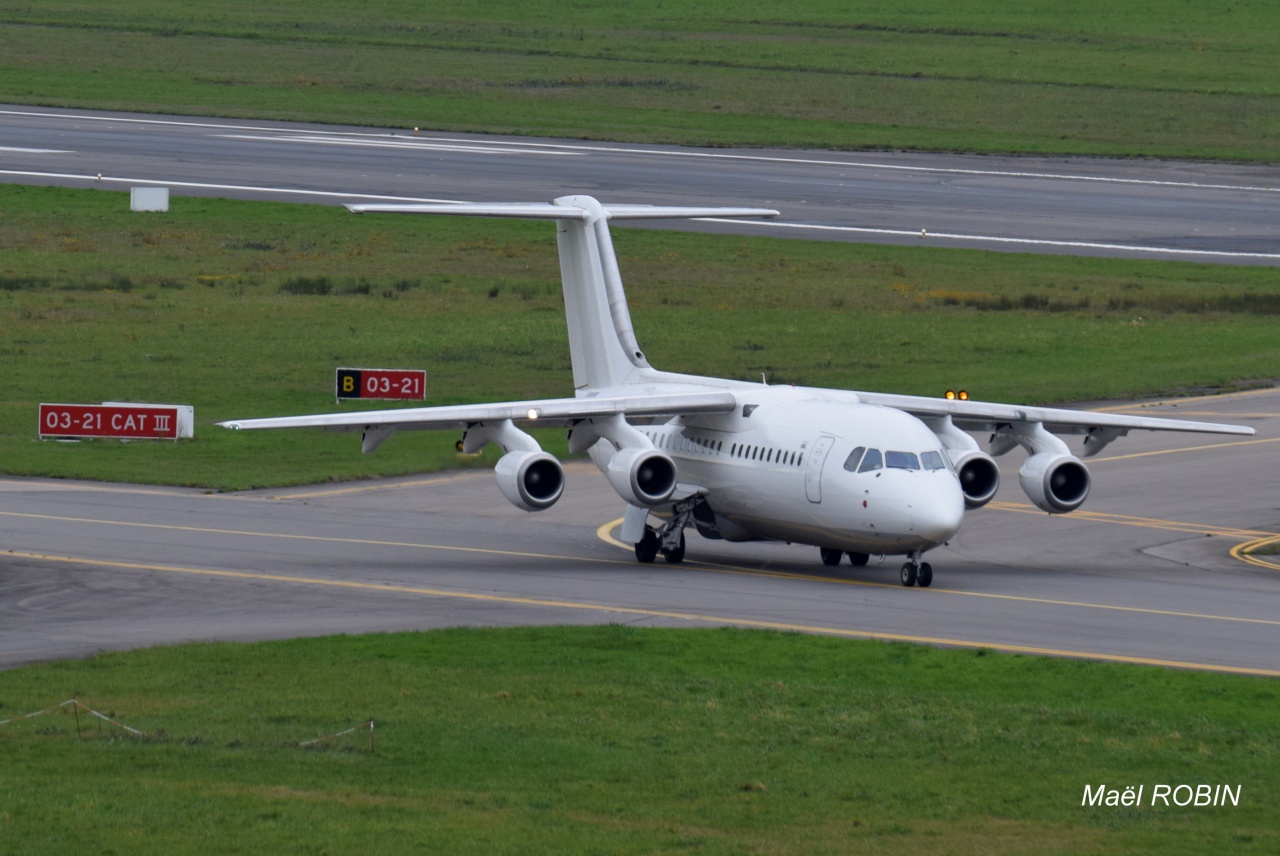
(635, 528), (660, 564)
(900, 562), (918, 587)
(916, 562), (933, 588)
(847, 552), (870, 567)
(661, 532), (686, 564)
(819, 547), (843, 566)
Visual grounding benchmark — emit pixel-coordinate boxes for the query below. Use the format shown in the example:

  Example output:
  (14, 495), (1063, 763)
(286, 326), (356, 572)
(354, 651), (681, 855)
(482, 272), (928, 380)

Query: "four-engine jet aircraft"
(220, 196), (1255, 587)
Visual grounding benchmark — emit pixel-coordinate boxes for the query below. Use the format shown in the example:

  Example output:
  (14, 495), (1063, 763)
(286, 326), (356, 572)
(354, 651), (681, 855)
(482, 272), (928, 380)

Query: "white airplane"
(220, 196), (1255, 587)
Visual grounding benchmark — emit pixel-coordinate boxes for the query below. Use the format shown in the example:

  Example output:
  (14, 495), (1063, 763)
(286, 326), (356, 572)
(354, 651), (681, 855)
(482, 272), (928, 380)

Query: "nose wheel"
(900, 560), (933, 588)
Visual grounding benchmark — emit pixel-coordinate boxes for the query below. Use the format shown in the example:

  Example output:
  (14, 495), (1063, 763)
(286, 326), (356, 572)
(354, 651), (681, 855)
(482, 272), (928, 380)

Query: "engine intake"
(604, 447), (677, 507)
(1019, 453), (1090, 514)
(494, 450), (565, 512)
(950, 450), (1000, 509)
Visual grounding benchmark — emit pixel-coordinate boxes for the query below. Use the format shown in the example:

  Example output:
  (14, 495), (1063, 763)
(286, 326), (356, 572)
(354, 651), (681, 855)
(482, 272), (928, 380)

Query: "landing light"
(945, 390), (970, 401)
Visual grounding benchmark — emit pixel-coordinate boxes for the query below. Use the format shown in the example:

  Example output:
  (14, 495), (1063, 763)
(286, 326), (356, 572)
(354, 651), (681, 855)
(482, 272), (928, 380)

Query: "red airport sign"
(336, 368), (427, 401)
(39, 403), (192, 440)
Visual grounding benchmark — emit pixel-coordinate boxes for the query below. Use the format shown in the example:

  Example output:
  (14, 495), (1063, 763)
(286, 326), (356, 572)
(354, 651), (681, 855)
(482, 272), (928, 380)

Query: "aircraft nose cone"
(912, 485), (965, 545)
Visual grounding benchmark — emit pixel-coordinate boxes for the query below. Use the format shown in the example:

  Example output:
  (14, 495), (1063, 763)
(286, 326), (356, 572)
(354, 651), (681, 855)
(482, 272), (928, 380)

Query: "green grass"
(1, 1), (1278, 159)
(0, 626), (1275, 854)
(2, 183), (1276, 489)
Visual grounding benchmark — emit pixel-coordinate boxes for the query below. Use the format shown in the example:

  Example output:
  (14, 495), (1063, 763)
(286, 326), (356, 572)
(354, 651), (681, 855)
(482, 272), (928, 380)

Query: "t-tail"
(347, 196), (778, 390)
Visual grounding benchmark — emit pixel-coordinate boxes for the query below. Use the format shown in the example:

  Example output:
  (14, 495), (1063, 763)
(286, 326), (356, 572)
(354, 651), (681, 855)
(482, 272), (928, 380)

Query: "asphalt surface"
(2, 389), (1277, 674)
(1, 106), (1277, 674)
(2, 104), (1278, 265)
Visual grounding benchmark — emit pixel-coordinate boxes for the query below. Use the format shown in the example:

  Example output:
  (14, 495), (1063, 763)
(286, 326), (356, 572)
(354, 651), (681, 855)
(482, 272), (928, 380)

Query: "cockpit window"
(843, 446), (866, 472)
(857, 448), (883, 473)
(921, 450), (947, 471)
(885, 451), (920, 470)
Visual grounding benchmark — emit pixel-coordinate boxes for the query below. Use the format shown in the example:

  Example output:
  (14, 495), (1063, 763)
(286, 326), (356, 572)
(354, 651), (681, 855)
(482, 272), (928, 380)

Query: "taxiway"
(2, 389), (1276, 674)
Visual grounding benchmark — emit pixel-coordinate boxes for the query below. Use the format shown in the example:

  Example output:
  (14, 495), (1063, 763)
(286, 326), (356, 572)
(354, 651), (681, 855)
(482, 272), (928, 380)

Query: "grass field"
(2, 1), (1278, 160)
(3, 184), (1277, 489)
(1, 627), (1276, 855)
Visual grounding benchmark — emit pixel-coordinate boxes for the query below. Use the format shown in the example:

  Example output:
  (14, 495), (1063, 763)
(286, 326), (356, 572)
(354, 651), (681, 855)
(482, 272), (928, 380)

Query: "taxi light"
(945, 390), (957, 400)
(944, 389), (970, 401)
(959, 390), (970, 401)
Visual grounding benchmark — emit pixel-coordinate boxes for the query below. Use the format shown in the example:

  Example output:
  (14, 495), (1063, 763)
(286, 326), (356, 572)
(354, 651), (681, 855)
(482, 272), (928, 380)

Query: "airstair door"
(804, 435), (836, 503)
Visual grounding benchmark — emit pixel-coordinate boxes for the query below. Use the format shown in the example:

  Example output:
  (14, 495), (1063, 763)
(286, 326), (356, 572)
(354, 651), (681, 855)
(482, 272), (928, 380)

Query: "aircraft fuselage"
(620, 387), (966, 556)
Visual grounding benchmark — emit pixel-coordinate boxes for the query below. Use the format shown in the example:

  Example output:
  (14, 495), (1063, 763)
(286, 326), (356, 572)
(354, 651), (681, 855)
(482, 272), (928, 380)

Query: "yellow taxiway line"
(1232, 535), (1280, 572)
(0, 510), (635, 566)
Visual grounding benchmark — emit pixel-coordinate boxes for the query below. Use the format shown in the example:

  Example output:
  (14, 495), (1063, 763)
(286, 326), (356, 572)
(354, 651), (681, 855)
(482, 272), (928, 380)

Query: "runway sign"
(336, 368), (427, 401)
(39, 403), (193, 440)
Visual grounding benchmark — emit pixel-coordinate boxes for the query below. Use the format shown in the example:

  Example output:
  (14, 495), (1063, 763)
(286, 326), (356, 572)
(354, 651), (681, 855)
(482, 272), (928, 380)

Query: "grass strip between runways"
(2, 184), (1277, 490)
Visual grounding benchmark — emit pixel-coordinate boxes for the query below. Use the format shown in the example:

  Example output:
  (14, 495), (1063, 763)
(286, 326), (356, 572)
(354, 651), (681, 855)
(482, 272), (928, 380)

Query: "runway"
(2, 389), (1276, 674)
(2, 105), (1278, 265)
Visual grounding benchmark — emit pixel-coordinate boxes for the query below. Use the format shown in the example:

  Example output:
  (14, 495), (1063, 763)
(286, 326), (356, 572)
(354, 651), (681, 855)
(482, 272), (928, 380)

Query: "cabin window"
(858, 448), (883, 473)
(843, 446), (866, 472)
(885, 451), (921, 470)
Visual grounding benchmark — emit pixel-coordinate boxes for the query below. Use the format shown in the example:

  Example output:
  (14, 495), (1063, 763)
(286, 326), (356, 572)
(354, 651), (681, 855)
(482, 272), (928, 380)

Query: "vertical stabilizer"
(346, 196), (778, 390)
(552, 195), (650, 389)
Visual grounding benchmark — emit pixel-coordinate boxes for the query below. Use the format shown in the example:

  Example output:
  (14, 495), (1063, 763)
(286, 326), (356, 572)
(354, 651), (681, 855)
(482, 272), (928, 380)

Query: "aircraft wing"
(218, 390), (739, 433)
(853, 390), (1256, 438)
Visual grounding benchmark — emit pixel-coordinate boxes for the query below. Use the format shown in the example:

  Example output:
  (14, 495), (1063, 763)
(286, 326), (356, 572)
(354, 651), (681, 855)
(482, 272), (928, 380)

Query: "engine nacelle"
(604, 447), (678, 507)
(951, 450), (1001, 509)
(494, 450), (565, 512)
(1019, 452), (1090, 514)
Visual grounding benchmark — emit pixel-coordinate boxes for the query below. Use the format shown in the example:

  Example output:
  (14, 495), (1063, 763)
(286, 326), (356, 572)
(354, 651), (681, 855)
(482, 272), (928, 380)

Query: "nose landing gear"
(900, 554), (933, 588)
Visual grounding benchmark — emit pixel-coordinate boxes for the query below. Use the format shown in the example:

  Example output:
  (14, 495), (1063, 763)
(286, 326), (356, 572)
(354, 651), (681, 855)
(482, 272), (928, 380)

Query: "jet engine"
(494, 450), (565, 512)
(951, 450), (1001, 509)
(604, 447), (678, 507)
(1019, 452), (1090, 514)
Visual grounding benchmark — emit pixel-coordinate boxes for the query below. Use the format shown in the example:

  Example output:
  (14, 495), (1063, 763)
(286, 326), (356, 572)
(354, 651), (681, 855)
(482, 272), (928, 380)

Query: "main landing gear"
(634, 501), (693, 564)
(635, 527), (686, 564)
(819, 548), (870, 567)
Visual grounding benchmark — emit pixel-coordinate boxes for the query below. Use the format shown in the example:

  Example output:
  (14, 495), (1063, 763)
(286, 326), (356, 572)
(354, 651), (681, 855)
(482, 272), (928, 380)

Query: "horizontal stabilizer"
(346, 201), (779, 221)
